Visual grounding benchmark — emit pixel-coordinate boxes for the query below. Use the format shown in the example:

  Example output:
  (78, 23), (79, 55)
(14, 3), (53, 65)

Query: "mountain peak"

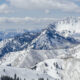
(54, 17), (80, 33)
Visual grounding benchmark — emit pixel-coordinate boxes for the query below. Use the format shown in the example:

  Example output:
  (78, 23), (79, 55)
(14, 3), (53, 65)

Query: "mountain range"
(0, 17), (80, 80)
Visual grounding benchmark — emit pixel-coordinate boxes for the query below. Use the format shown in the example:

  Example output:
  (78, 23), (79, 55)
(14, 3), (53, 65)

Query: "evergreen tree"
(14, 74), (17, 80)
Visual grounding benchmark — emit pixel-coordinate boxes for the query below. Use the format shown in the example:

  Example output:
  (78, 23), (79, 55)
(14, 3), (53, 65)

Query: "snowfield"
(1, 58), (80, 80)
(0, 66), (54, 80)
(35, 58), (80, 80)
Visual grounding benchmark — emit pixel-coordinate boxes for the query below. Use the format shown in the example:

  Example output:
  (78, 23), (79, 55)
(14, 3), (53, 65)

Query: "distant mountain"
(0, 32), (40, 57)
(55, 17), (80, 40)
(29, 24), (79, 50)
(0, 17), (80, 69)
(0, 29), (28, 41)
(0, 17), (80, 57)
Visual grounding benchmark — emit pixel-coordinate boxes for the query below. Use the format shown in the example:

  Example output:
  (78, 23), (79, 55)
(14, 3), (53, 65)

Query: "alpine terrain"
(0, 17), (80, 80)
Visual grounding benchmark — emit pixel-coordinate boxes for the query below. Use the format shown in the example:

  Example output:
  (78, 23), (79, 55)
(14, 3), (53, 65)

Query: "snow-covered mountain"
(0, 29), (29, 41)
(29, 23), (79, 50)
(0, 43), (80, 68)
(56, 17), (80, 33)
(0, 17), (80, 59)
(0, 17), (80, 80)
(0, 17), (80, 57)
(0, 17), (80, 65)
(55, 17), (80, 40)
(0, 32), (39, 57)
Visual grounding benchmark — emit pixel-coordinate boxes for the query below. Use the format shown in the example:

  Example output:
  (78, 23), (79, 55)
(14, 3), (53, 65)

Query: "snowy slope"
(1, 43), (80, 68)
(0, 39), (12, 49)
(0, 49), (66, 67)
(35, 59), (64, 80)
(55, 17), (80, 33)
(0, 66), (54, 80)
(54, 17), (80, 40)
(1, 55), (80, 80)
(0, 49), (68, 67)
(35, 58), (80, 80)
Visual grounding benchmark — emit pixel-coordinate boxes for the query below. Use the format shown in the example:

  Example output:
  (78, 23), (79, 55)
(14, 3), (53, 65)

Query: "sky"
(0, 0), (80, 31)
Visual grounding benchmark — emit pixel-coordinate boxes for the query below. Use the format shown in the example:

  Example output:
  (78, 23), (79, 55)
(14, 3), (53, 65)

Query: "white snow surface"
(52, 17), (80, 40)
(56, 17), (80, 33)
(0, 44), (80, 68)
(0, 66), (53, 80)
(35, 58), (80, 80)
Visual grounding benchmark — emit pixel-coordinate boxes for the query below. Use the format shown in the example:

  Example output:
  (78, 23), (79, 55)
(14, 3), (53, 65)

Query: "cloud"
(45, 9), (50, 14)
(0, 17), (55, 23)
(0, 17), (56, 30)
(7, 0), (80, 13)
(0, 4), (14, 14)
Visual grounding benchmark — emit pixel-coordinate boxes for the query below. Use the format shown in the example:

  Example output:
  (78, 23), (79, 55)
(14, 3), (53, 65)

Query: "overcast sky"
(0, 0), (80, 31)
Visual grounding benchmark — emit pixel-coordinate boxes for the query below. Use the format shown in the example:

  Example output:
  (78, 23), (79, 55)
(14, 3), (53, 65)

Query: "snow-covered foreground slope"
(1, 58), (80, 80)
(35, 59), (64, 80)
(0, 66), (53, 80)
(35, 58), (80, 80)
(1, 57), (80, 80)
